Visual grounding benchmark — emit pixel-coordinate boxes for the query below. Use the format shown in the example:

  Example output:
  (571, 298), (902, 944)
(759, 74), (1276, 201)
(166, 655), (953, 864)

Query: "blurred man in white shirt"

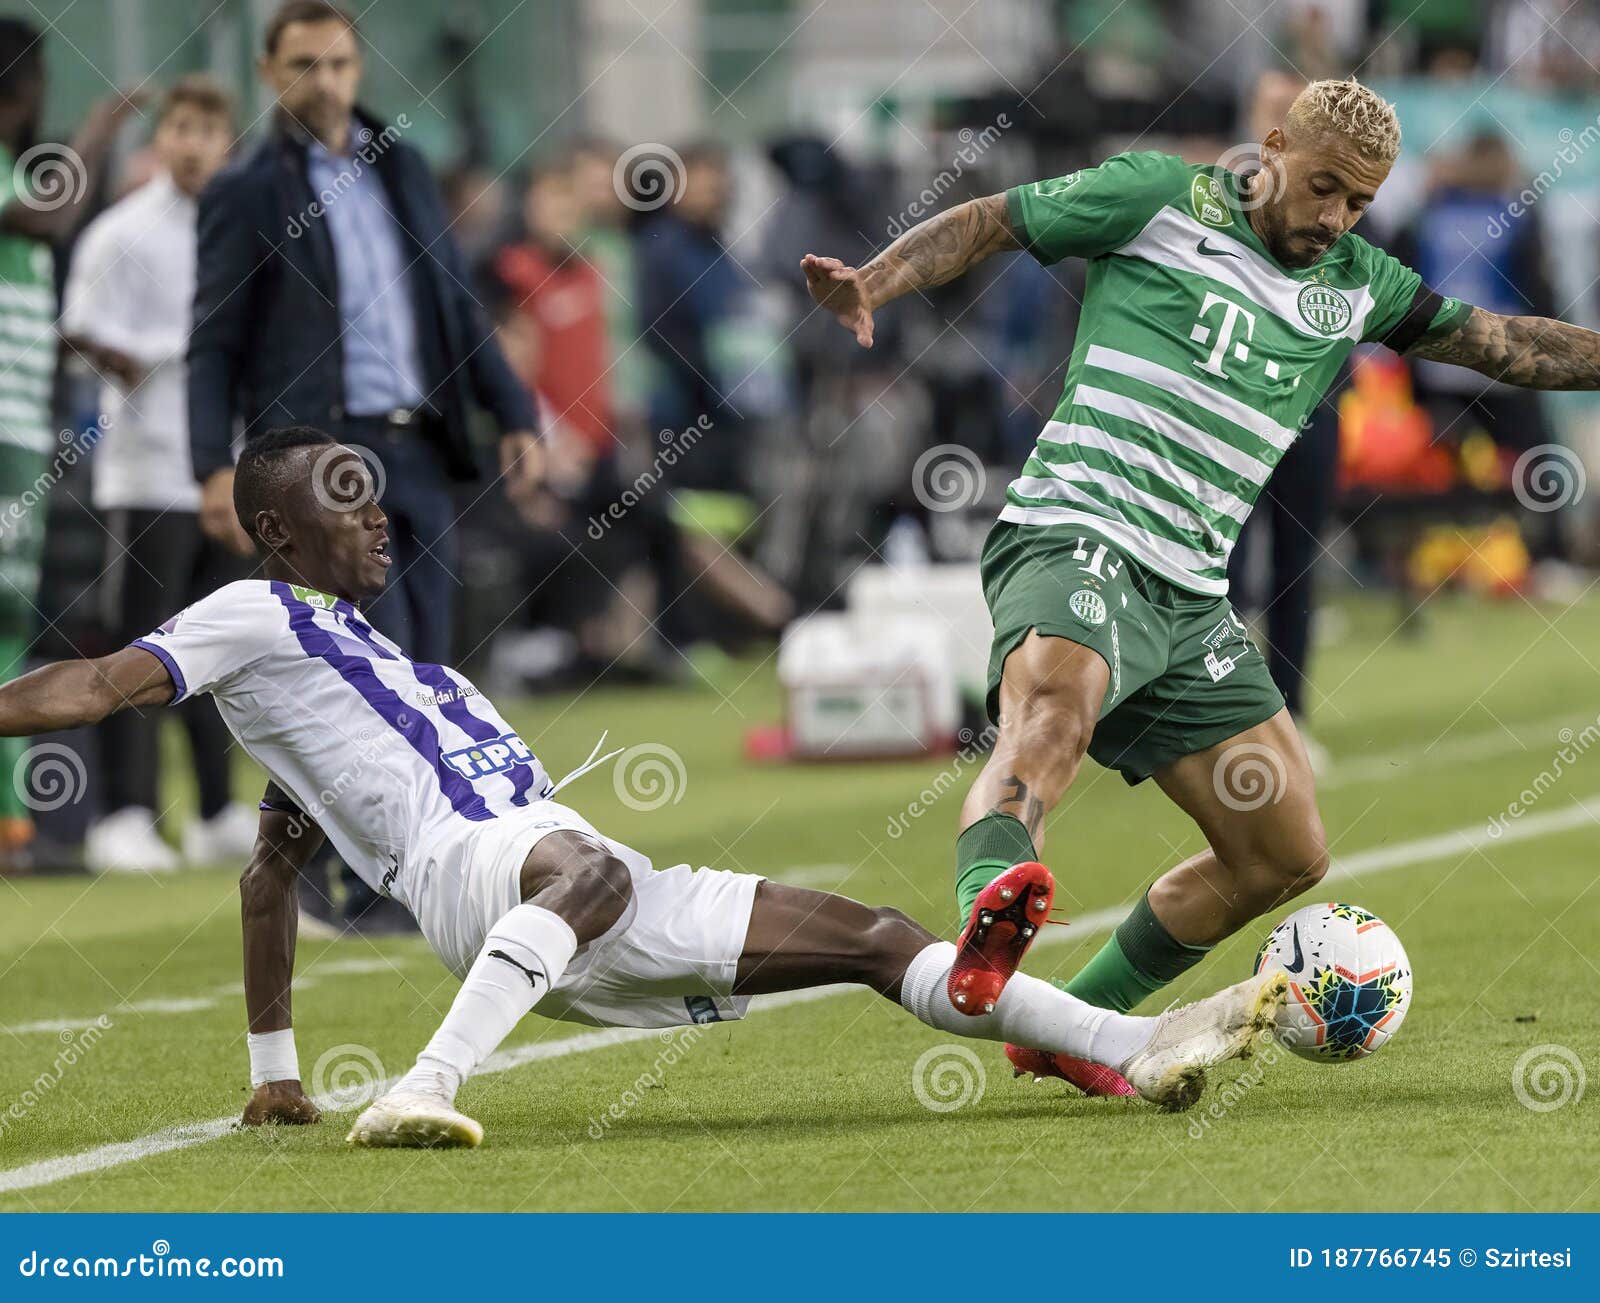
(61, 75), (256, 872)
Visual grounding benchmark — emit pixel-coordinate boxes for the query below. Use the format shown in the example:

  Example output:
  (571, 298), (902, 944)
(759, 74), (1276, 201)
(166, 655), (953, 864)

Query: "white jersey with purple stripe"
(133, 579), (554, 900)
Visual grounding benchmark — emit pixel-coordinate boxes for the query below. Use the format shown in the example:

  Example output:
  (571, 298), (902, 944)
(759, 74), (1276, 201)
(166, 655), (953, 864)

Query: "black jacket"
(187, 108), (534, 482)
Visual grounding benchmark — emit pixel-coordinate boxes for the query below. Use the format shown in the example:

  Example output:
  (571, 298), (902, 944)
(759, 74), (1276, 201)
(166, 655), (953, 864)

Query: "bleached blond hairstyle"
(1283, 77), (1401, 164)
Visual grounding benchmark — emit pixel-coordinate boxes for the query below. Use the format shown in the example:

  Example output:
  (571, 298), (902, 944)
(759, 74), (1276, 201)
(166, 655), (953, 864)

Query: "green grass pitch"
(1, 591), (1597, 1211)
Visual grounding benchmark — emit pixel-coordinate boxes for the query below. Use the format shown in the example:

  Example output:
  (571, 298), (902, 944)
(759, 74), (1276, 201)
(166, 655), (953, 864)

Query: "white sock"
(899, 942), (1154, 1069)
(395, 904), (578, 1100)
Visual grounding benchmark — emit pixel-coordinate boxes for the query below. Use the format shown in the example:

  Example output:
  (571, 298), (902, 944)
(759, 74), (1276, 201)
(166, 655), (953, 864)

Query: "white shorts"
(404, 801), (762, 1029)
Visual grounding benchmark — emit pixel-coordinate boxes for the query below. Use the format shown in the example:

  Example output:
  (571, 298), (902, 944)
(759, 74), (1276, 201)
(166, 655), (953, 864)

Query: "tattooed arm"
(1407, 306), (1600, 390)
(799, 193), (1020, 347)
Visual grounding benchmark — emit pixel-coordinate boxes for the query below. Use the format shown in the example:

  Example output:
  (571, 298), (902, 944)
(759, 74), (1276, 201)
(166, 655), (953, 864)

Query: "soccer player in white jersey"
(0, 427), (1288, 1144)
(804, 77), (1600, 1095)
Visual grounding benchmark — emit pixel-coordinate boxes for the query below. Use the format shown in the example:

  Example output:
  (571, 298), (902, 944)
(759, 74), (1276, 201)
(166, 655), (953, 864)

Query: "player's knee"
(860, 905), (933, 990)
(1261, 818), (1330, 898)
(1000, 685), (1094, 780)
(521, 834), (634, 938)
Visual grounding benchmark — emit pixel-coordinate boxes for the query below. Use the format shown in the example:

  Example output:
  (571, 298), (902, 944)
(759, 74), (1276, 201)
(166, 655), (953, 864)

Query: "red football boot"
(1005, 1043), (1137, 1097)
(947, 861), (1055, 1015)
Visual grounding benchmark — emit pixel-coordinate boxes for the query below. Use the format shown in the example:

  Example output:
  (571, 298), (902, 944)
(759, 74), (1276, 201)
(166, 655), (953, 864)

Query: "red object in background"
(496, 243), (615, 455)
(1338, 350), (1454, 492)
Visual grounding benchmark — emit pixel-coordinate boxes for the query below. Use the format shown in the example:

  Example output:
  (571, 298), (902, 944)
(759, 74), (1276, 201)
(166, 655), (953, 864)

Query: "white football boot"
(182, 801), (261, 867)
(346, 1073), (483, 1149)
(86, 807), (180, 874)
(1115, 970), (1288, 1112)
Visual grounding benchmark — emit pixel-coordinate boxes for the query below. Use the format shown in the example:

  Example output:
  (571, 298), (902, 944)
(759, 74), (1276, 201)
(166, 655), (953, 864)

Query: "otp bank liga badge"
(1297, 283), (1352, 336)
(1070, 589), (1107, 626)
(1190, 173), (1232, 228)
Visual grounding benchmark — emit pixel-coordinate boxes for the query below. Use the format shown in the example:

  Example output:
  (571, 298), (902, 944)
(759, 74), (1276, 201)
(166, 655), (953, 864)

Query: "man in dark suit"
(189, 0), (539, 930)
(189, 0), (540, 663)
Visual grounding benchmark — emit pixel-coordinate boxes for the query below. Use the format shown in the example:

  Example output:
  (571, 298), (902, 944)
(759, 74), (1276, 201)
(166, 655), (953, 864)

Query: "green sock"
(1060, 891), (1212, 1013)
(954, 813), (1037, 923)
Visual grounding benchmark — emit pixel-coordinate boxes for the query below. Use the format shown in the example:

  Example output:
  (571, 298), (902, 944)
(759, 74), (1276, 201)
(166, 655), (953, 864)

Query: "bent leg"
(1062, 709), (1327, 1013)
(954, 630), (1107, 917)
(1148, 707), (1329, 944)
(731, 880), (1152, 1069)
(396, 833), (636, 1098)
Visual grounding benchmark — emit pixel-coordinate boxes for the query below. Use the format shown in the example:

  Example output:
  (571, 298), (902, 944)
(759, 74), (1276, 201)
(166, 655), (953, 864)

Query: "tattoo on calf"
(993, 775), (1045, 843)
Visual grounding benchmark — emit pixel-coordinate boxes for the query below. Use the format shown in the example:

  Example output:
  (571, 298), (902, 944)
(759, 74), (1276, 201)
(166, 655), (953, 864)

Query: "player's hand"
(241, 1079), (320, 1127)
(199, 469), (253, 557)
(801, 254), (875, 348)
(498, 430), (545, 506)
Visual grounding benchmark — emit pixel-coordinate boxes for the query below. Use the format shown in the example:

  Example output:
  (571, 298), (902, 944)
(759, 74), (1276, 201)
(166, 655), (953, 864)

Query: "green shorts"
(981, 521), (1285, 784)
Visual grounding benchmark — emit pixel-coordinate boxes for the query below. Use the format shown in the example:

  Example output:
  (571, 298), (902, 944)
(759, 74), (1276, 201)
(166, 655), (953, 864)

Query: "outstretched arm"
(239, 792), (326, 1127)
(1406, 306), (1600, 390)
(800, 192), (1020, 347)
(0, 647), (174, 737)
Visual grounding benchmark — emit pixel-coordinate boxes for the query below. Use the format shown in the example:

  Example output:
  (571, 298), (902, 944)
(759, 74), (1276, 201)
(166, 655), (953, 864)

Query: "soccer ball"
(1253, 902), (1412, 1062)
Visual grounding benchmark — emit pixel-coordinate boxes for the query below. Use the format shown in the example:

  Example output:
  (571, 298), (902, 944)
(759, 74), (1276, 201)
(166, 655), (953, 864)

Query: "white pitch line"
(2, 794), (1596, 1197)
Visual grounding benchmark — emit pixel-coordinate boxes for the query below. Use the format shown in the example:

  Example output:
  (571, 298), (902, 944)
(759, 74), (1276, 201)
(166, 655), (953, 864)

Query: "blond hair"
(1284, 77), (1401, 164)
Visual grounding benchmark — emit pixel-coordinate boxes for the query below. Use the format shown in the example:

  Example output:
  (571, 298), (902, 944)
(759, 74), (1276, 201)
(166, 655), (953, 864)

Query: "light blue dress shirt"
(307, 134), (427, 415)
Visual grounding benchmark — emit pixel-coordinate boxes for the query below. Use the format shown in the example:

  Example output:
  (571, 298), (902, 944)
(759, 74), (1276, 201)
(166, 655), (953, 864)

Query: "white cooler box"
(845, 564), (993, 704)
(778, 611), (959, 758)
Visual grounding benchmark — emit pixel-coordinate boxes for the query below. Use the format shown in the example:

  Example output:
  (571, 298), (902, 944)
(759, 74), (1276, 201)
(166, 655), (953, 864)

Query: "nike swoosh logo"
(1286, 922), (1305, 974)
(1196, 238), (1239, 259)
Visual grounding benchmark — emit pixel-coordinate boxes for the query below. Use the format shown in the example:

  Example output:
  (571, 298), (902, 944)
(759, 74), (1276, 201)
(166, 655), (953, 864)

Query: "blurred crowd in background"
(4, 0), (1600, 883)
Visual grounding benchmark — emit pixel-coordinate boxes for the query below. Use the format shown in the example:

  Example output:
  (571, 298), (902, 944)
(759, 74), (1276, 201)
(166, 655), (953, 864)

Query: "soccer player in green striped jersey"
(804, 77), (1600, 1091)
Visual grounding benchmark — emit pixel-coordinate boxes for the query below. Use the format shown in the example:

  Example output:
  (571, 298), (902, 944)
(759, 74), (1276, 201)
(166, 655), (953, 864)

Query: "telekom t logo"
(1189, 291), (1257, 379)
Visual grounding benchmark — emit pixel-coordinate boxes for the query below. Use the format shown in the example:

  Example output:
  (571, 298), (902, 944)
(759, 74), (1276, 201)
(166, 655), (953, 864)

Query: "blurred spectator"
(637, 143), (748, 491)
(187, 0), (539, 932)
(1392, 131), (1555, 456)
(438, 160), (510, 284)
(61, 75), (256, 873)
(0, 18), (140, 872)
(1487, 0), (1600, 90)
(570, 137), (649, 426)
(494, 159), (789, 671)
(496, 160), (615, 458)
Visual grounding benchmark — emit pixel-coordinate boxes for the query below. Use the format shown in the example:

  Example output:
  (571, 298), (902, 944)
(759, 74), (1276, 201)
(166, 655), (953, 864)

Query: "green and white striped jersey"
(0, 143), (58, 455)
(1004, 151), (1469, 594)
